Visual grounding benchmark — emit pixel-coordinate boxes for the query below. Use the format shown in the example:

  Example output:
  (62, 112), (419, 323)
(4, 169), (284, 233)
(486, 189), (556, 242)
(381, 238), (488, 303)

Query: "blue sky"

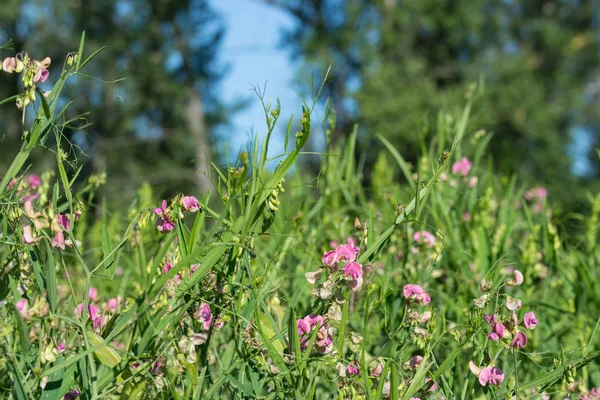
(210, 0), (302, 158)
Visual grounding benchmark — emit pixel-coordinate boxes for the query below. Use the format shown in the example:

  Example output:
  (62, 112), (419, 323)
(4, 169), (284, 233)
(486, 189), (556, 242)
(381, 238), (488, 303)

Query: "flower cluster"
(469, 362), (505, 387)
(1, 52), (51, 109)
(296, 314), (333, 354)
(440, 156), (478, 188)
(154, 195), (200, 233)
(306, 237), (365, 297)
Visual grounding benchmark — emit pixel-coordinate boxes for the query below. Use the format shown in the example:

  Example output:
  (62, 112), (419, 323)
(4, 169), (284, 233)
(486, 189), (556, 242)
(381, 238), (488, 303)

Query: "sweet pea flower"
(162, 262), (174, 275)
(488, 322), (507, 341)
(347, 361), (360, 375)
(22, 225), (38, 244)
(524, 311), (537, 330)
(154, 200), (176, 233)
(403, 284), (431, 305)
(335, 238), (360, 263)
(105, 297), (120, 313)
(510, 331), (528, 348)
(296, 314), (333, 354)
(505, 269), (523, 286)
(88, 287), (98, 302)
(413, 230), (436, 248)
(28, 175), (41, 188)
(57, 214), (70, 230)
(322, 250), (338, 268)
(305, 269), (322, 284)
(452, 157), (473, 176)
(343, 262), (363, 291)
(469, 362), (504, 387)
(51, 230), (66, 250)
(506, 296), (522, 311)
(57, 343), (66, 353)
(182, 195), (200, 212)
(33, 67), (49, 83)
(194, 302), (212, 331)
(2, 57), (17, 73)
(16, 298), (28, 318)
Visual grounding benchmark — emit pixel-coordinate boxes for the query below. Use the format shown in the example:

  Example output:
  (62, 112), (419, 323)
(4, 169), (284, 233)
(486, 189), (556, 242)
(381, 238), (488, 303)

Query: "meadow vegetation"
(1, 35), (599, 400)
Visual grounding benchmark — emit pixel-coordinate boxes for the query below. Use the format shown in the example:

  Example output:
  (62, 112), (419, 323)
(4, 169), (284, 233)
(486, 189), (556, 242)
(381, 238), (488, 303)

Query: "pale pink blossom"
(506, 296), (522, 311)
(154, 200), (175, 233)
(510, 331), (527, 348)
(194, 302), (212, 331)
(16, 298), (28, 318)
(403, 284), (431, 305)
(51, 230), (66, 250)
(470, 362), (504, 387)
(2, 57), (17, 73)
(305, 269), (322, 284)
(468, 176), (478, 188)
(22, 225), (38, 244)
(452, 157), (473, 176)
(88, 287), (98, 302)
(105, 297), (120, 313)
(506, 269), (524, 286)
(182, 196), (200, 212)
(523, 311), (537, 330)
(413, 230), (436, 248)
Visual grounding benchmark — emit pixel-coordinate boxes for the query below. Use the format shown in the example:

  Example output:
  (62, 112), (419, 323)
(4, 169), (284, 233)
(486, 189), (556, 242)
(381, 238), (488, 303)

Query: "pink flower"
(506, 269), (524, 286)
(506, 296), (522, 311)
(154, 200), (175, 233)
(182, 196), (200, 212)
(403, 284), (431, 305)
(92, 314), (108, 333)
(105, 297), (120, 313)
(22, 225), (38, 244)
(296, 314), (332, 354)
(468, 176), (478, 188)
(57, 214), (71, 230)
(296, 318), (311, 335)
(33, 67), (49, 83)
(2, 57), (17, 73)
(51, 230), (66, 250)
(194, 302), (212, 331)
(75, 304), (100, 320)
(413, 231), (436, 248)
(488, 322), (507, 341)
(335, 238), (360, 263)
(523, 312), (537, 330)
(88, 287), (98, 302)
(462, 212), (472, 222)
(510, 331), (527, 348)
(452, 157), (473, 176)
(28, 175), (41, 188)
(16, 299), (28, 318)
(343, 262), (363, 291)
(57, 343), (66, 353)
(478, 366), (504, 387)
(347, 361), (360, 375)
(162, 262), (174, 274)
(483, 313), (496, 324)
(322, 250), (338, 268)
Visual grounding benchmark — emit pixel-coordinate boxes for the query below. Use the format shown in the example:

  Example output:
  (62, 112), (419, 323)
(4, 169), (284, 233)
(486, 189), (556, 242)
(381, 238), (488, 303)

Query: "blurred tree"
(0, 0), (230, 202)
(268, 0), (600, 208)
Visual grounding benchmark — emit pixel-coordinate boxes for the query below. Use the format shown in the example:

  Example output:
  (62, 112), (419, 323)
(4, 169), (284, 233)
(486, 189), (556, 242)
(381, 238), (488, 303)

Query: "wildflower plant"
(0, 36), (599, 400)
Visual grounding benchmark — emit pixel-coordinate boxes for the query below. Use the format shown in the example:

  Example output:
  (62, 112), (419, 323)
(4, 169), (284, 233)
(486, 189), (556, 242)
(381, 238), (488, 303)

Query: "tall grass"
(1, 35), (599, 400)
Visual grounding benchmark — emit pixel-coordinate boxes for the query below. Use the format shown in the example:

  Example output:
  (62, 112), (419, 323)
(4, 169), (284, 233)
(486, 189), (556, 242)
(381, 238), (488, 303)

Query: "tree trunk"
(185, 88), (213, 193)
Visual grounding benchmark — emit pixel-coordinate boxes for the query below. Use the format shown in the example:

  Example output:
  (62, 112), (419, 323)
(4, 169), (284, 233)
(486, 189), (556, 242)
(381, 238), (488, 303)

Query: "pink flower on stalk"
(510, 331), (527, 348)
(16, 298), (28, 318)
(335, 238), (360, 263)
(322, 250), (338, 268)
(28, 175), (41, 188)
(51, 230), (66, 250)
(88, 287), (98, 302)
(2, 57), (17, 73)
(523, 311), (537, 330)
(506, 296), (522, 311)
(296, 314), (333, 354)
(57, 214), (71, 230)
(154, 200), (176, 233)
(22, 225), (38, 244)
(413, 231), (436, 248)
(74, 304), (100, 320)
(452, 157), (473, 176)
(182, 196), (200, 212)
(469, 362), (504, 387)
(194, 302), (212, 331)
(505, 269), (523, 286)
(347, 361), (360, 375)
(343, 262), (363, 291)
(162, 262), (174, 275)
(403, 284), (431, 305)
(33, 67), (49, 83)
(105, 297), (120, 313)
(488, 322), (508, 341)
(57, 343), (66, 353)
